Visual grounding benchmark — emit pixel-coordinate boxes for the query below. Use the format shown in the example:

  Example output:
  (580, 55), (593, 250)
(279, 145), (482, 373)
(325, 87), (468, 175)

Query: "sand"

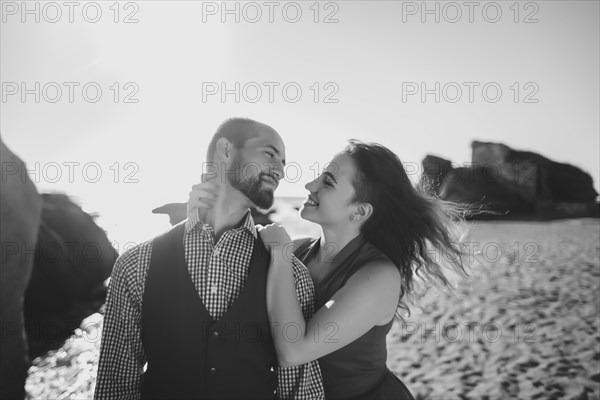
(387, 219), (600, 400)
(25, 218), (600, 399)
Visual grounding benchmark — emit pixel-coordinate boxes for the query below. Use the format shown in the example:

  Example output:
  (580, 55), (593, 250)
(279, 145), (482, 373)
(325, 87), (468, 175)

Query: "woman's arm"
(264, 229), (401, 367)
(186, 174), (219, 220)
(266, 251), (308, 366)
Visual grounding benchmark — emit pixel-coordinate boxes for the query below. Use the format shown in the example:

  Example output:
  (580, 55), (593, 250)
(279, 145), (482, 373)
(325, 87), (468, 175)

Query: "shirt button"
(210, 367), (216, 373)
(210, 283), (218, 294)
(213, 331), (219, 337)
(213, 248), (220, 256)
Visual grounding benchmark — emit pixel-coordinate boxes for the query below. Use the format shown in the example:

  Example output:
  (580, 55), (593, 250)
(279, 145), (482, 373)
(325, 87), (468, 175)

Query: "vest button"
(210, 367), (216, 373)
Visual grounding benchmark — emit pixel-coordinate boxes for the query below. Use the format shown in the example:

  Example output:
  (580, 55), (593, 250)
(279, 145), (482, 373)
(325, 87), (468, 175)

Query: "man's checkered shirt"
(94, 210), (324, 399)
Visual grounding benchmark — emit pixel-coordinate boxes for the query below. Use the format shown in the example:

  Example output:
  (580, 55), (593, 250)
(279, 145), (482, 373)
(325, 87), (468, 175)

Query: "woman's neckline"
(306, 233), (367, 271)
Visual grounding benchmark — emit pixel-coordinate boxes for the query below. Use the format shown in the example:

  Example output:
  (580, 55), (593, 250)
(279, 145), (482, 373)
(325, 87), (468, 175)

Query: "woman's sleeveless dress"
(295, 234), (415, 400)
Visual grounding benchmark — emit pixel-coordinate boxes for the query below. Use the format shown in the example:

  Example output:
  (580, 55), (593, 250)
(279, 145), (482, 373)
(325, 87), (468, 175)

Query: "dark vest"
(141, 223), (277, 399)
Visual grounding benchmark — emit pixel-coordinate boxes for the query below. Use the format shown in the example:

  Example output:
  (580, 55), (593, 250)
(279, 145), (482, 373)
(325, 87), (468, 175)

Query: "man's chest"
(185, 233), (254, 280)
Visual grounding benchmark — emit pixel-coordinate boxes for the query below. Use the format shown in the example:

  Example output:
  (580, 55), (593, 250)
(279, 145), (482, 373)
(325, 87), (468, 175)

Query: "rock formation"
(0, 138), (42, 399)
(421, 141), (599, 219)
(471, 141), (598, 203)
(24, 193), (118, 358)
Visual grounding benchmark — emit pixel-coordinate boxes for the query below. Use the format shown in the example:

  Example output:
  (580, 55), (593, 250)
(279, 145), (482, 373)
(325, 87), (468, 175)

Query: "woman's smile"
(303, 194), (319, 207)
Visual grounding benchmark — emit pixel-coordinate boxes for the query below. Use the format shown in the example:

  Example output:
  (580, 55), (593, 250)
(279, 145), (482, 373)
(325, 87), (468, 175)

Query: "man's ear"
(215, 137), (233, 162)
(354, 203), (373, 222)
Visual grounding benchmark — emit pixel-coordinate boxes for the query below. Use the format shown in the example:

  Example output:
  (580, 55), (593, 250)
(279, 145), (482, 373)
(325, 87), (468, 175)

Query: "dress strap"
(294, 237), (318, 260)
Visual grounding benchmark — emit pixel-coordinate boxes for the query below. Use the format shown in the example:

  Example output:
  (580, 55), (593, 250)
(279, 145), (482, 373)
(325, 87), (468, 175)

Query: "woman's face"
(300, 152), (359, 227)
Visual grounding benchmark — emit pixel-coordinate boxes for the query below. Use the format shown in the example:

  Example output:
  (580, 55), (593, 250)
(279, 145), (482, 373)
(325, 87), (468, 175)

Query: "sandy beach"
(25, 218), (600, 399)
(387, 219), (600, 400)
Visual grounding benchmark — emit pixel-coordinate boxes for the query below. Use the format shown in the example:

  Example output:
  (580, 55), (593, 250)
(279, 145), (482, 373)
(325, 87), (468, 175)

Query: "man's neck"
(203, 184), (252, 242)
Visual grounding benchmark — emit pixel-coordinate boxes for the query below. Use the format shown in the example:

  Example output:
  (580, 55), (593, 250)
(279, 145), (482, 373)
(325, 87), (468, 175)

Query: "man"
(94, 118), (324, 399)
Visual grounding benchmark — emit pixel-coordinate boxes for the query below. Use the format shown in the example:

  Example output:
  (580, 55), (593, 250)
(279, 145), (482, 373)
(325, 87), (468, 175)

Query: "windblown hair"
(344, 140), (470, 318)
(206, 118), (264, 163)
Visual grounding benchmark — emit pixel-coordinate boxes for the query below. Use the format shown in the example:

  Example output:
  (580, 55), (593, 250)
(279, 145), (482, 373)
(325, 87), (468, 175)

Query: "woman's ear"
(353, 203), (373, 222)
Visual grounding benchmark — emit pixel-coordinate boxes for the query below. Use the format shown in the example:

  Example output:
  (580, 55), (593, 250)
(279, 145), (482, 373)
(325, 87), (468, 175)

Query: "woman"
(189, 140), (468, 399)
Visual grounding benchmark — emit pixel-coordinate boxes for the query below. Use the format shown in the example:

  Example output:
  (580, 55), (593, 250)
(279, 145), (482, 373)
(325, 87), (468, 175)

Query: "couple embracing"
(95, 118), (467, 399)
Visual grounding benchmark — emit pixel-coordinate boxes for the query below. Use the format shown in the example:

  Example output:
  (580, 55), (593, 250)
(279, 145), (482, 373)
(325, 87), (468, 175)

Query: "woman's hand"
(257, 223), (292, 256)
(187, 174), (219, 219)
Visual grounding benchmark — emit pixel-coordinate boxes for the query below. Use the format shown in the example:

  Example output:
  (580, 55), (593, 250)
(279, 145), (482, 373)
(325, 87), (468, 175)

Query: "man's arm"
(275, 255), (325, 400)
(94, 244), (148, 400)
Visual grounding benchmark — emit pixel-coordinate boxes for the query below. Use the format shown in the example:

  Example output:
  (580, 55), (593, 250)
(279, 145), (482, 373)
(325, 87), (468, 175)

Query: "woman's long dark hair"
(345, 140), (470, 317)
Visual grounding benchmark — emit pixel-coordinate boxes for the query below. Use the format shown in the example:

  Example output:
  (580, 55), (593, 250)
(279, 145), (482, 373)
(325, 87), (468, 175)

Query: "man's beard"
(228, 157), (275, 210)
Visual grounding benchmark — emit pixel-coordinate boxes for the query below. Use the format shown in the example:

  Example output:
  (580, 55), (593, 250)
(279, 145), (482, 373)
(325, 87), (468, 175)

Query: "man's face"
(228, 125), (286, 210)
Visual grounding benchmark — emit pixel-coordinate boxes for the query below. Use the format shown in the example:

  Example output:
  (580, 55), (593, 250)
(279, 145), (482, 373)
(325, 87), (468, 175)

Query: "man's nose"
(271, 161), (284, 181)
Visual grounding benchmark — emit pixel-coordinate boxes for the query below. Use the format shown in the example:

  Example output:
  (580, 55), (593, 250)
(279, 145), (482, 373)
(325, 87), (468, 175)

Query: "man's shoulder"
(289, 252), (314, 290)
(289, 237), (316, 268)
(114, 222), (190, 278)
(112, 238), (154, 277)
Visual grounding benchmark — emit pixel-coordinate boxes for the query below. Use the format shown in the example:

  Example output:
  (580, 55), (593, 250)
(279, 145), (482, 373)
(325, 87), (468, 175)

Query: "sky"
(1, 0), (599, 245)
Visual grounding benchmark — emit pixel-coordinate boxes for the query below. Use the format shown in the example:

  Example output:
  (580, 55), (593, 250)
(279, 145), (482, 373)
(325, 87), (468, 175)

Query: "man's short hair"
(206, 118), (264, 163)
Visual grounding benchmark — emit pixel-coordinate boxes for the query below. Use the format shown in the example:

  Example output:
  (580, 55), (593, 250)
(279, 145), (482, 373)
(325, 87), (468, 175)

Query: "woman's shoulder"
(345, 246), (400, 297)
(357, 241), (393, 267)
(336, 240), (396, 288)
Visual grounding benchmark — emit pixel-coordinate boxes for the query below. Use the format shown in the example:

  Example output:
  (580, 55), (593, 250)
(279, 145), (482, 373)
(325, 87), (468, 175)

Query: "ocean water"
(90, 196), (321, 256)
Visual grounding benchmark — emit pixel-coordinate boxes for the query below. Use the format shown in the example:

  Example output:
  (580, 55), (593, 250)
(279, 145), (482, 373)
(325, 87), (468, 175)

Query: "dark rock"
(420, 155), (454, 193)
(422, 141), (599, 219)
(472, 141), (598, 202)
(24, 193), (118, 358)
(438, 166), (535, 217)
(0, 138), (42, 399)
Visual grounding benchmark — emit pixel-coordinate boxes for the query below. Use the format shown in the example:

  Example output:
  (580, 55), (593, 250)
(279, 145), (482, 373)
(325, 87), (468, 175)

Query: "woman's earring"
(350, 215), (356, 222)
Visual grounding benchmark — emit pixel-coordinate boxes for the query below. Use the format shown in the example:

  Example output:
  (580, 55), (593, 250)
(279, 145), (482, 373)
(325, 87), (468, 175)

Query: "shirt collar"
(185, 208), (257, 239)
